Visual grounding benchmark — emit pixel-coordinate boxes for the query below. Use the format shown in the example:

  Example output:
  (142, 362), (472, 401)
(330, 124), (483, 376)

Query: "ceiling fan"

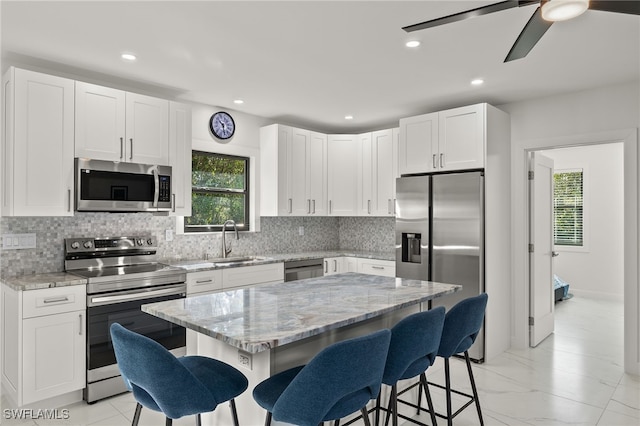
(402, 0), (640, 62)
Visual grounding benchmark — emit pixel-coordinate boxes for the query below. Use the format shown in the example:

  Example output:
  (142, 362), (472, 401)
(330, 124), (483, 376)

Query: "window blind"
(553, 170), (583, 246)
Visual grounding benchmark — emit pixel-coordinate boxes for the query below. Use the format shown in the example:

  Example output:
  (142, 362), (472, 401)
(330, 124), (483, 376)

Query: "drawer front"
(358, 260), (396, 277)
(23, 285), (86, 319)
(187, 270), (223, 295)
(222, 263), (284, 289)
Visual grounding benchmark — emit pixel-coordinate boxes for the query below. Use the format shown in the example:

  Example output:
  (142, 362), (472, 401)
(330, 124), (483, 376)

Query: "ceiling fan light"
(541, 0), (589, 22)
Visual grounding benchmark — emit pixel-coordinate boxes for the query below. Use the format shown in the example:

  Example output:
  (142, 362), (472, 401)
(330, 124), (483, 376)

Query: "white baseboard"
(568, 288), (624, 302)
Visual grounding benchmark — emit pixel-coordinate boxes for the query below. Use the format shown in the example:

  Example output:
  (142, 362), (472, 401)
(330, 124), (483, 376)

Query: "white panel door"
(13, 69), (74, 216)
(529, 152), (555, 347)
(308, 131), (328, 215)
(125, 92), (169, 165)
(290, 128), (310, 215)
(398, 112), (438, 175)
(75, 82), (126, 161)
(327, 135), (360, 216)
(372, 129), (395, 216)
(438, 104), (485, 171)
(359, 132), (373, 215)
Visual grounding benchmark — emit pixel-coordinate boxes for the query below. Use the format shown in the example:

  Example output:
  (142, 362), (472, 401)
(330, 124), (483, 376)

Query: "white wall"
(500, 80), (640, 375)
(542, 144), (624, 300)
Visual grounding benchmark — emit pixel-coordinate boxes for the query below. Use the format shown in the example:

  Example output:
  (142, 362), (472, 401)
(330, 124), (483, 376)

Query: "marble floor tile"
(3, 295), (636, 426)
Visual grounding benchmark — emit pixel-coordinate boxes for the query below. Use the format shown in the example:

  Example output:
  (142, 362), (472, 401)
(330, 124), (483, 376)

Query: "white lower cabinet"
(222, 263), (284, 289)
(357, 259), (396, 277)
(186, 270), (223, 296)
(323, 257), (344, 275)
(1, 284), (86, 407)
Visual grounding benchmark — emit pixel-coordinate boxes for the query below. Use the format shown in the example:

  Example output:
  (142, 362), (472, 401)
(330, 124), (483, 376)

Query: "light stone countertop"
(141, 272), (461, 353)
(2, 251), (395, 291)
(1, 272), (87, 291)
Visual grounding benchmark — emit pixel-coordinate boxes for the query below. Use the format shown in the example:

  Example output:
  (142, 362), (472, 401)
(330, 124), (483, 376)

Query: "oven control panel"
(65, 236), (157, 255)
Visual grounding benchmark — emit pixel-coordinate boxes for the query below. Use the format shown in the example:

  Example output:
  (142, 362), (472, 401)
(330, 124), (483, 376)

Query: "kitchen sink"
(177, 256), (270, 270)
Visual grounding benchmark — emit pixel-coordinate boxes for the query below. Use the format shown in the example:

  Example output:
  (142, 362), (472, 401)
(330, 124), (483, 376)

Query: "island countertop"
(142, 272), (461, 354)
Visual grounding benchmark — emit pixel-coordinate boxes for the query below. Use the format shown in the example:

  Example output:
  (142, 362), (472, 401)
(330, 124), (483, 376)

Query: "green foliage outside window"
(553, 170), (583, 246)
(185, 151), (249, 232)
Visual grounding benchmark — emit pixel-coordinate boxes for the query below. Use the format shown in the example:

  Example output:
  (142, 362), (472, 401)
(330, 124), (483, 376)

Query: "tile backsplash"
(0, 214), (394, 277)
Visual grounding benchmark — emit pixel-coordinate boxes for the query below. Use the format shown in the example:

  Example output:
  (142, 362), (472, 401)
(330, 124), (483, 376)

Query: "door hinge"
(528, 170), (534, 180)
(528, 243), (534, 253)
(529, 317), (534, 326)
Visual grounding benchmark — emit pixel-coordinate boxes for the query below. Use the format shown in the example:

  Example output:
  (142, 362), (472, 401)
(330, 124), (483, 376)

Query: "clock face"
(210, 112), (235, 140)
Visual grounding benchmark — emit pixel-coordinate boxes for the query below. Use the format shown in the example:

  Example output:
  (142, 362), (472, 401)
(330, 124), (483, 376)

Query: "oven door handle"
(88, 285), (185, 307)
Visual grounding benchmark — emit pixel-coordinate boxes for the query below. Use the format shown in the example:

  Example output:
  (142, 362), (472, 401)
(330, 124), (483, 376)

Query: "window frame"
(184, 151), (250, 234)
(553, 166), (588, 252)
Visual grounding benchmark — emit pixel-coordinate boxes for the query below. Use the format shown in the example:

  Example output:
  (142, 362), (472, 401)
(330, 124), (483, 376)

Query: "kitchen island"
(142, 272), (461, 425)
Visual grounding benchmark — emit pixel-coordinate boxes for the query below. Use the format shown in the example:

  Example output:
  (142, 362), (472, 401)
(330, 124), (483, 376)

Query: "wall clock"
(209, 111), (235, 140)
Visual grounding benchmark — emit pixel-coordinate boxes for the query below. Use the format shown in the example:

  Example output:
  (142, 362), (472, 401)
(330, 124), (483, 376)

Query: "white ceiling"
(2, 1), (639, 133)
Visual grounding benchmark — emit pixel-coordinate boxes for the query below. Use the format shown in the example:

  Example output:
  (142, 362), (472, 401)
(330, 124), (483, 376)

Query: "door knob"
(552, 251), (560, 257)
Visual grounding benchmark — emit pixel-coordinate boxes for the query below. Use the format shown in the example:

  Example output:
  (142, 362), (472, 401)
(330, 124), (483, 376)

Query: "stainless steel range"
(64, 235), (187, 403)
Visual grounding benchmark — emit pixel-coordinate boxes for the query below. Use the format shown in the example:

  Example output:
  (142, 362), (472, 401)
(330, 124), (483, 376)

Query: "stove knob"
(83, 241), (93, 249)
(71, 241), (80, 250)
(136, 239), (144, 246)
(147, 238), (153, 246)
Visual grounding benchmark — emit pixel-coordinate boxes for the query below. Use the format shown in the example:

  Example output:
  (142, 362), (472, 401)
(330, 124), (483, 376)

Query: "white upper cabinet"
(438, 103), (484, 171)
(359, 129), (397, 216)
(75, 82), (170, 165)
(399, 103), (485, 175)
(2, 68), (75, 216)
(398, 112), (438, 175)
(327, 134), (360, 216)
(260, 124), (327, 216)
(169, 102), (192, 216)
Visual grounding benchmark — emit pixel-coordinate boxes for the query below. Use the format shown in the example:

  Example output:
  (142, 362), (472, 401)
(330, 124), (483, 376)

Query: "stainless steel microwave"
(75, 158), (172, 213)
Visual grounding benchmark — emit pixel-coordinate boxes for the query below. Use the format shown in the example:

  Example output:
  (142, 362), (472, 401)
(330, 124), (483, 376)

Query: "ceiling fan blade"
(402, 0), (538, 33)
(589, 0), (640, 15)
(504, 6), (554, 62)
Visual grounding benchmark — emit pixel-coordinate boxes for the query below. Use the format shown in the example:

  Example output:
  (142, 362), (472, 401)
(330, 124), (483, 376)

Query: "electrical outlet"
(165, 229), (174, 241)
(237, 350), (252, 370)
(2, 233), (36, 250)
(298, 226), (304, 236)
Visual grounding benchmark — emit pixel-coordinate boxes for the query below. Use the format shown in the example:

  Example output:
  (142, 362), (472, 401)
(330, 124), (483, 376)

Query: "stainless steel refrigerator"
(395, 171), (485, 362)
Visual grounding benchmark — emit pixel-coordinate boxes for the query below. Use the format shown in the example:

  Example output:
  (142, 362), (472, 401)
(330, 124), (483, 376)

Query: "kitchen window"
(553, 169), (583, 246)
(185, 151), (250, 233)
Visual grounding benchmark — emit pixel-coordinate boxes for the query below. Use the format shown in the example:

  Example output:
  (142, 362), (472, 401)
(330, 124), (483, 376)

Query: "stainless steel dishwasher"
(284, 258), (324, 281)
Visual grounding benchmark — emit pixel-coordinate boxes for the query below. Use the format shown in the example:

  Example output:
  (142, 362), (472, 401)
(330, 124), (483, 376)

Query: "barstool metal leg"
(229, 399), (240, 426)
(464, 351), (484, 426)
(132, 403), (142, 426)
(375, 393), (381, 426)
(165, 417), (172, 426)
(361, 407), (372, 426)
(265, 411), (272, 426)
(419, 373), (438, 426)
(196, 413), (202, 426)
(444, 358), (452, 426)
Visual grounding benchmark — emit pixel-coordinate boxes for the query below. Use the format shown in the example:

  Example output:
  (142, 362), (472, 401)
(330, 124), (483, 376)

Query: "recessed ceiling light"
(542, 0), (589, 22)
(405, 40), (421, 48)
(121, 53), (137, 61)
(471, 79), (484, 86)
(345, 115), (354, 120)
(233, 99), (244, 104)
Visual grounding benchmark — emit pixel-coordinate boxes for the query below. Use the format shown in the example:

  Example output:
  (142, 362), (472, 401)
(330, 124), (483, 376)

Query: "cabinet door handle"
(367, 200), (371, 215)
(324, 260), (328, 273)
(79, 313), (83, 336)
(129, 138), (134, 160)
(440, 153), (444, 168)
(333, 259), (337, 272)
(172, 194), (176, 213)
(307, 199), (311, 214)
(433, 154), (437, 169)
(329, 200), (332, 214)
(68, 189), (72, 212)
(43, 296), (69, 304)
(312, 199), (316, 214)
(195, 279), (213, 284)
(372, 266), (385, 270)
(288, 198), (292, 214)
(393, 199), (396, 215)
(120, 137), (124, 159)
(388, 199), (392, 215)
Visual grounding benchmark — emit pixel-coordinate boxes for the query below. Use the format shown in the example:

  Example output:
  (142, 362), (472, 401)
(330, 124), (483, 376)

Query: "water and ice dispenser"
(401, 233), (422, 264)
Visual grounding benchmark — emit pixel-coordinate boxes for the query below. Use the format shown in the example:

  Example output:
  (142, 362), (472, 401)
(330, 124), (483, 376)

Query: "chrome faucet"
(221, 220), (239, 258)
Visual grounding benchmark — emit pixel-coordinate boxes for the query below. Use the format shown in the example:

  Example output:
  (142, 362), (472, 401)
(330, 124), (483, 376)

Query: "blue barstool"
(252, 329), (392, 426)
(377, 306), (445, 426)
(423, 293), (488, 426)
(110, 323), (249, 426)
